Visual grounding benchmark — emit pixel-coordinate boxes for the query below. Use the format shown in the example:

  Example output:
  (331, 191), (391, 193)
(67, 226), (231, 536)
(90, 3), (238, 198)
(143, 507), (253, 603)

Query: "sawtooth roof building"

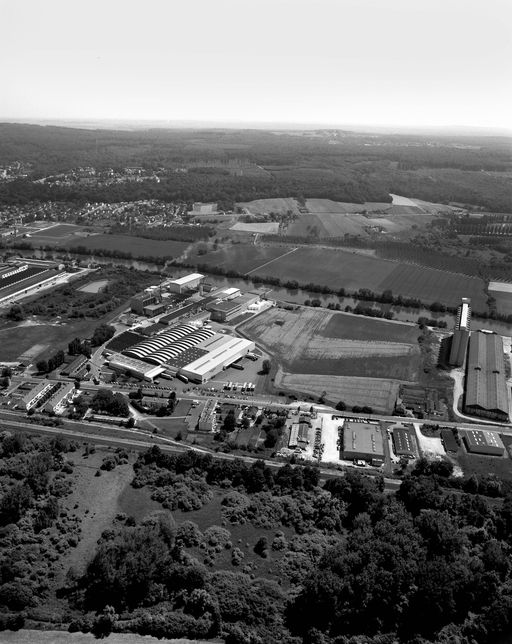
(464, 331), (509, 422)
(108, 322), (254, 383)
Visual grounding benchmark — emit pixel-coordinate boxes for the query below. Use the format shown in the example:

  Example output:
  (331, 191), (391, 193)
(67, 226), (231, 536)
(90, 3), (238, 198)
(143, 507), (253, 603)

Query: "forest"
(0, 124), (511, 211)
(2, 432), (512, 643)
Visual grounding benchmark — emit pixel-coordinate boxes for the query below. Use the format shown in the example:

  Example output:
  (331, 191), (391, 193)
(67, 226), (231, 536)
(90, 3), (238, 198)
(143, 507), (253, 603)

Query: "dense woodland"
(2, 433), (512, 643)
(0, 125), (511, 211)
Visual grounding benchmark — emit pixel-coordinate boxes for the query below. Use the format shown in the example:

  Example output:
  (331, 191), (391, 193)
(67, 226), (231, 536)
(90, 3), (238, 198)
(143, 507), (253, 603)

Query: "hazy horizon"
(1, 0), (511, 131)
(1, 117), (511, 137)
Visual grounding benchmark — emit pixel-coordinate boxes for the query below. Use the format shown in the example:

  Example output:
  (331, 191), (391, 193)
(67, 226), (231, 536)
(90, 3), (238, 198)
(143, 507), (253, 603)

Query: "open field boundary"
(276, 370), (402, 413)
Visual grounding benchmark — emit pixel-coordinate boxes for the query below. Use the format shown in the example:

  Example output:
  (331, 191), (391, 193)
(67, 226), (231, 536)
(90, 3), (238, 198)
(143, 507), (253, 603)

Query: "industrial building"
(462, 429), (505, 456)
(61, 354), (88, 378)
(0, 260), (61, 305)
(197, 399), (217, 432)
(288, 422), (310, 449)
(167, 273), (204, 294)
(143, 302), (167, 317)
(108, 353), (166, 381)
(108, 322), (255, 383)
(340, 421), (384, 464)
(464, 331), (509, 422)
(207, 292), (260, 322)
(131, 291), (159, 315)
(392, 425), (417, 458)
(449, 298), (471, 367)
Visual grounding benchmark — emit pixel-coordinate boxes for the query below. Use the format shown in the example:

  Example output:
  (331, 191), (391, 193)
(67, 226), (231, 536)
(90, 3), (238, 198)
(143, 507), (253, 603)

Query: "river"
(16, 249), (512, 336)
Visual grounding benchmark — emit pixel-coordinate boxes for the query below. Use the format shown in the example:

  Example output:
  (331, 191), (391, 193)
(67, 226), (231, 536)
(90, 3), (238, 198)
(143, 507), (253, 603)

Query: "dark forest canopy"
(0, 124), (511, 210)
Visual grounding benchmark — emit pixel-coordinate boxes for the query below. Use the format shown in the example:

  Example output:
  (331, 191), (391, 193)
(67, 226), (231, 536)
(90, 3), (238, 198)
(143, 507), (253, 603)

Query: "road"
(0, 410), (401, 490)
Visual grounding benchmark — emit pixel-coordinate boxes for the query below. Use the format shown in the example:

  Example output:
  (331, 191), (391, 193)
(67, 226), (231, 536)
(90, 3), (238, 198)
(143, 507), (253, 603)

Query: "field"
(77, 279), (109, 293)
(252, 247), (488, 309)
(197, 244), (292, 273)
(238, 197), (302, 216)
(283, 196), (440, 239)
(377, 263), (487, 309)
(277, 371), (400, 412)
(26, 223), (88, 245)
(63, 234), (190, 259)
(230, 221), (280, 234)
(239, 307), (422, 392)
(200, 244), (487, 308)
(489, 283), (512, 315)
(0, 317), (118, 363)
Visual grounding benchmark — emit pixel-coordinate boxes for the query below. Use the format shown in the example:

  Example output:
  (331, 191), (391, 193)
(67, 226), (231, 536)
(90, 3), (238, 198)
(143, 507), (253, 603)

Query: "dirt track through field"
(246, 247), (298, 275)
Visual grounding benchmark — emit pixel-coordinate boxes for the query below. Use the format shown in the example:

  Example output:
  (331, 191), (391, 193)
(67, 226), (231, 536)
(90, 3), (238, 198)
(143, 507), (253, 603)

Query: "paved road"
(0, 411), (400, 490)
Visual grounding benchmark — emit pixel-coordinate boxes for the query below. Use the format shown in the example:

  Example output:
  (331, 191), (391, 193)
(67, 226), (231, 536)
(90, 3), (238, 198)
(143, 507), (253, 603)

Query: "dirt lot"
(239, 307), (421, 380)
(230, 221), (280, 234)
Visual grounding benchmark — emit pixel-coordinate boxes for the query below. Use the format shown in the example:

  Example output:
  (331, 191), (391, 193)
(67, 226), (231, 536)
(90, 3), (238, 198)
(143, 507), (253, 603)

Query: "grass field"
(286, 212), (435, 238)
(238, 197), (301, 216)
(27, 223), (87, 244)
(197, 244), (291, 273)
(254, 247), (396, 290)
(199, 243), (488, 308)
(64, 234), (190, 259)
(253, 247), (488, 309)
(277, 371), (400, 412)
(0, 319), (98, 362)
(240, 307), (421, 383)
(378, 263), (487, 309)
(489, 284), (512, 315)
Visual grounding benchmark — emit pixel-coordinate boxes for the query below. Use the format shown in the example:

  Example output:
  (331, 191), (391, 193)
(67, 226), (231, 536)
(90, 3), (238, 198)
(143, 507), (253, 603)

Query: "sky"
(1, 0), (511, 130)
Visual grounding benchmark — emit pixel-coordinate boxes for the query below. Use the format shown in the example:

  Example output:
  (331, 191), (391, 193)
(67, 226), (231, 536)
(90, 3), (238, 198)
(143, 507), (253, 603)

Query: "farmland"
(239, 308), (422, 399)
(489, 282), (512, 315)
(25, 223), (88, 245)
(283, 196), (444, 239)
(198, 243), (488, 308)
(276, 371), (400, 413)
(238, 197), (302, 216)
(63, 234), (190, 259)
(196, 244), (292, 274)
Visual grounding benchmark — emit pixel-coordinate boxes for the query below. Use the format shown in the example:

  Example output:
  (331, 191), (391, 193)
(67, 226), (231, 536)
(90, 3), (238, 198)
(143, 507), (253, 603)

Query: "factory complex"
(445, 297), (511, 423)
(0, 258), (64, 305)
(464, 331), (509, 423)
(108, 321), (255, 383)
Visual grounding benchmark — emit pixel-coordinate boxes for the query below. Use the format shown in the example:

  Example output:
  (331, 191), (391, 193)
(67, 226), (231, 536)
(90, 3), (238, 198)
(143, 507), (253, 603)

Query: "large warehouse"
(341, 421), (384, 464)
(167, 273), (204, 294)
(462, 429), (505, 456)
(464, 331), (509, 422)
(108, 322), (254, 383)
(0, 260), (60, 304)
